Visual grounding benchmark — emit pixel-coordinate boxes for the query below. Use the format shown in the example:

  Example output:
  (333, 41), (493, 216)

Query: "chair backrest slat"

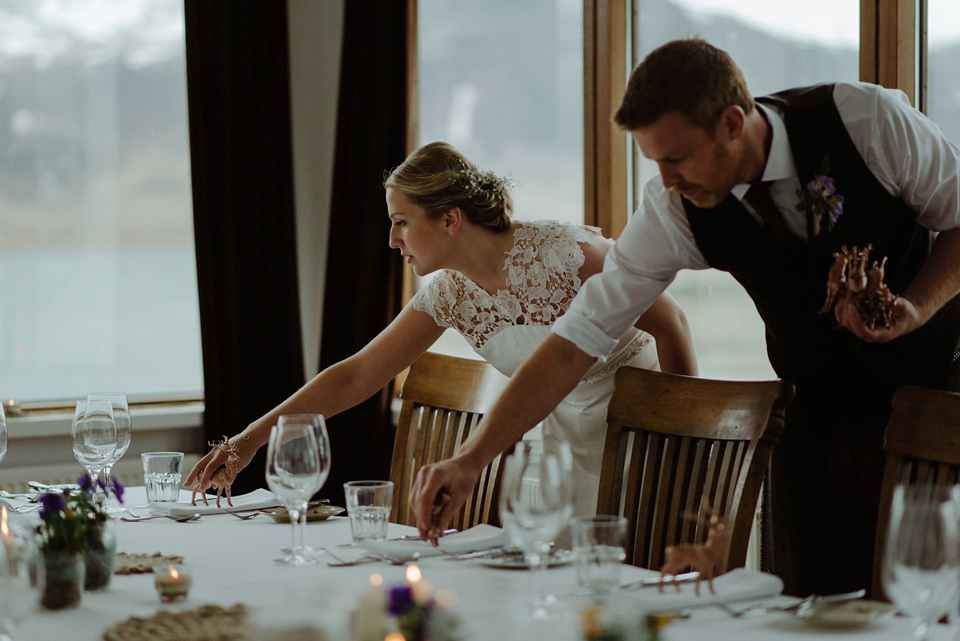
(597, 367), (794, 573)
(389, 352), (511, 530)
(873, 385), (960, 598)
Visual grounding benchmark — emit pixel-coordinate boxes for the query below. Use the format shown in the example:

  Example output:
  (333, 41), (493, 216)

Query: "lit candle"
(405, 564), (431, 603)
(354, 573), (388, 641)
(384, 633), (405, 641)
(153, 564), (192, 603)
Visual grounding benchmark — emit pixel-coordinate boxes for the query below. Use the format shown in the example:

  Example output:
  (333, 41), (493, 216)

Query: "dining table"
(5, 486), (955, 641)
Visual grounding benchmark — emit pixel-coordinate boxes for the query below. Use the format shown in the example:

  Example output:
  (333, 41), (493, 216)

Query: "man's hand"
(410, 458), (480, 543)
(834, 295), (922, 342)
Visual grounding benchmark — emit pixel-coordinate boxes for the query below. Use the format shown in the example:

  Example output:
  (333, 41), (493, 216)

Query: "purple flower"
(111, 477), (125, 503)
(38, 492), (66, 518)
(830, 196), (844, 223)
(387, 586), (415, 616)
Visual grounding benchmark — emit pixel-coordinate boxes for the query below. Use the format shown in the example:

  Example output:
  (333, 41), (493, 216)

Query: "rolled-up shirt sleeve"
(553, 180), (707, 361)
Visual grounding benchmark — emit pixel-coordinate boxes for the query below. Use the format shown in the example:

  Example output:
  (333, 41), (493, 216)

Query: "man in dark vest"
(410, 38), (960, 596)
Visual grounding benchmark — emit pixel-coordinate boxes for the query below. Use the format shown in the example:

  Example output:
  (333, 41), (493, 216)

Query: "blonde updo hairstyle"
(383, 141), (513, 232)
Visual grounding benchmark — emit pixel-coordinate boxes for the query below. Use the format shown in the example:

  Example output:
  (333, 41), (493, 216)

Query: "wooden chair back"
(390, 351), (511, 529)
(872, 385), (960, 599)
(597, 367), (794, 573)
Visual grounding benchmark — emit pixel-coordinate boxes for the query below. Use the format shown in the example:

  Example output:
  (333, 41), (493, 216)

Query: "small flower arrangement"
(36, 475), (124, 554)
(796, 154), (844, 236)
(581, 604), (677, 641)
(354, 568), (461, 641)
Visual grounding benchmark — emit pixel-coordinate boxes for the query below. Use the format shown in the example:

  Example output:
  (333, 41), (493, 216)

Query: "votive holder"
(154, 563), (192, 603)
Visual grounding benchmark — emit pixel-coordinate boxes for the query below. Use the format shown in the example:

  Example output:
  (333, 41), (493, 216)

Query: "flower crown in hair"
(453, 164), (516, 199)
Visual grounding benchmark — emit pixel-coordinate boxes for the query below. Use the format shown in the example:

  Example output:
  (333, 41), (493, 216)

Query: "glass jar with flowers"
(35, 490), (87, 610)
(76, 474), (124, 590)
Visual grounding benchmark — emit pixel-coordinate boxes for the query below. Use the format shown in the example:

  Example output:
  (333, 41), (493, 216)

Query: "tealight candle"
(153, 563), (192, 603)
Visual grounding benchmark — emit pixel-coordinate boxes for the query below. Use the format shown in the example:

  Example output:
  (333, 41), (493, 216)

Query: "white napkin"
(149, 488), (281, 516)
(634, 568), (784, 612)
(362, 524), (508, 560)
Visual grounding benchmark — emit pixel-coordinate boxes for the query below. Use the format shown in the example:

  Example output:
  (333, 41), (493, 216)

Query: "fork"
(120, 513), (201, 523)
(224, 509), (260, 520)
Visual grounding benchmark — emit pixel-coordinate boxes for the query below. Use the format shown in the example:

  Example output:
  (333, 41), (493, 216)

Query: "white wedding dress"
(413, 220), (659, 516)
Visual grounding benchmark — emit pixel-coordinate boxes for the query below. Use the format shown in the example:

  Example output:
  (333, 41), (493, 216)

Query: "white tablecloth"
(8, 487), (954, 641)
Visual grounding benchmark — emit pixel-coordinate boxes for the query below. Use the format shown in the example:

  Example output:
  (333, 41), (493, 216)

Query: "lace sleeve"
(411, 270), (465, 331)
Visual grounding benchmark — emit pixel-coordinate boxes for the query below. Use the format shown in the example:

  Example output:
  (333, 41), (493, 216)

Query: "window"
(628, 0), (860, 379)
(0, 0), (201, 403)
(416, 0), (584, 359)
(924, 0), (960, 145)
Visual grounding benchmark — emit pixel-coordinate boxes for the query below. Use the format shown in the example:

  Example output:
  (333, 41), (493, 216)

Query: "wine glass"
(0, 403), (7, 465)
(882, 483), (960, 641)
(0, 513), (44, 640)
(499, 439), (574, 619)
(276, 414), (331, 557)
(71, 400), (118, 491)
(87, 393), (130, 482)
(265, 422), (322, 566)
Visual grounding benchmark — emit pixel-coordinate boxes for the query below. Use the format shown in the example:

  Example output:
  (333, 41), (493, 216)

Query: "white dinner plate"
(795, 599), (896, 628)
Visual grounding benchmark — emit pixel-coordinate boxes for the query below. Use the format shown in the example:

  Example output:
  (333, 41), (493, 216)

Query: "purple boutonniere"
(796, 154), (844, 236)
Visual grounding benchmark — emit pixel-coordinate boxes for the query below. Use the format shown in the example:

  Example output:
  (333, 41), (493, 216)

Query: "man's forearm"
(455, 334), (596, 473)
(903, 227), (960, 322)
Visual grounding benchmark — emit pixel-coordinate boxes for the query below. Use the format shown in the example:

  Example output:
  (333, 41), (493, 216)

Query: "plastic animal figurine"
(818, 244), (896, 329)
(191, 436), (241, 508)
(659, 501), (729, 596)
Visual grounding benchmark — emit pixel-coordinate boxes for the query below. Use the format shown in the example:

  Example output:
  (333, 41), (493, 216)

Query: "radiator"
(0, 455), (201, 494)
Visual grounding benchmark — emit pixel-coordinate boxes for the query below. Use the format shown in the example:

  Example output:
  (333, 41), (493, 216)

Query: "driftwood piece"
(819, 244), (897, 329)
(191, 436), (241, 507)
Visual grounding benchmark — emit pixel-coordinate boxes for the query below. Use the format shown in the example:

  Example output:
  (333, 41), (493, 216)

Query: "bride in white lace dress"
(186, 142), (697, 516)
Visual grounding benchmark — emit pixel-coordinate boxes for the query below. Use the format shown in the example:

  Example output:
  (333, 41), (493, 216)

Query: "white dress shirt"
(553, 81), (960, 360)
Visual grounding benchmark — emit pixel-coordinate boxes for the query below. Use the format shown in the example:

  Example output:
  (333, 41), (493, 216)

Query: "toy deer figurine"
(659, 501), (729, 596)
(191, 436), (241, 508)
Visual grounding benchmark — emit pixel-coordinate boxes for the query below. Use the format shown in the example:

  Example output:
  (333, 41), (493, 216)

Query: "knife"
(622, 571), (700, 590)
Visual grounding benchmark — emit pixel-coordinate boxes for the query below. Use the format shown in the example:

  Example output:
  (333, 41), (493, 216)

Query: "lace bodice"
(413, 220), (603, 349)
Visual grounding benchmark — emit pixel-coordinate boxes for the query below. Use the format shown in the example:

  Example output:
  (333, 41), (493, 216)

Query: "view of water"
(0, 248), (203, 402)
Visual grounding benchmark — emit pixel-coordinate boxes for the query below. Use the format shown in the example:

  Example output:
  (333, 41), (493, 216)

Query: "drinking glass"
(573, 515), (627, 595)
(499, 440), (574, 618)
(265, 422), (322, 566)
(87, 393), (130, 481)
(0, 514), (44, 640)
(276, 414), (331, 556)
(343, 480), (394, 545)
(0, 404), (7, 465)
(882, 483), (960, 641)
(71, 400), (118, 489)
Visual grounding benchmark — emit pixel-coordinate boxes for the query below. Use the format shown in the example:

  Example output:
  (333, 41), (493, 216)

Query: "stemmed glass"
(87, 393), (130, 481)
(265, 421), (322, 566)
(71, 400), (118, 491)
(0, 514), (44, 640)
(499, 439), (574, 619)
(882, 483), (960, 641)
(0, 403), (7, 465)
(276, 414), (331, 557)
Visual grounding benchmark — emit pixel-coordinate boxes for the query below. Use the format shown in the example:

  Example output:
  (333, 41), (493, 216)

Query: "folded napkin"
(634, 568), (784, 612)
(149, 488), (281, 516)
(362, 524), (508, 561)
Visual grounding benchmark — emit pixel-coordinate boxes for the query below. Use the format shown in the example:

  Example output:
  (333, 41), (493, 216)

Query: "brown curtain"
(185, 0), (304, 494)
(320, 0), (409, 503)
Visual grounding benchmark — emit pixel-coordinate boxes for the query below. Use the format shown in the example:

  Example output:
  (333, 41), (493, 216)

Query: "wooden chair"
(596, 366), (794, 573)
(872, 385), (960, 599)
(389, 351), (511, 530)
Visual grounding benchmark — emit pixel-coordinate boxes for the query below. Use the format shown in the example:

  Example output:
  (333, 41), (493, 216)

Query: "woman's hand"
(183, 432), (260, 491)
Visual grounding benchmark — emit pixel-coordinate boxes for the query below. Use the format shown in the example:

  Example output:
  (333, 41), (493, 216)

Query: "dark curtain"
(185, 0), (304, 494)
(320, 0), (409, 503)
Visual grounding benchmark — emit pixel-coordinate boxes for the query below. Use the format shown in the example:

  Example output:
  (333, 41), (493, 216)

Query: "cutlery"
(719, 588), (866, 618)
(442, 547), (507, 561)
(224, 509), (261, 520)
(622, 571), (700, 590)
(387, 529), (456, 541)
(328, 552), (421, 567)
(120, 513), (201, 523)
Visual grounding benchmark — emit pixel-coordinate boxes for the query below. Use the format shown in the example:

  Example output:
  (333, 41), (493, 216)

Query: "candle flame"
(405, 564), (421, 584)
(369, 572), (383, 587)
(384, 633), (405, 641)
(1, 505), (7, 537)
(170, 566), (179, 580)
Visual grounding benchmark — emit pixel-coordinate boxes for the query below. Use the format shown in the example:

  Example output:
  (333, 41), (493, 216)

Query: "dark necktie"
(743, 181), (803, 251)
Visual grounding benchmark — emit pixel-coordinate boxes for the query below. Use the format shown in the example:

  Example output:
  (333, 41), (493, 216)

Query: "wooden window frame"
(586, 0), (922, 238)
